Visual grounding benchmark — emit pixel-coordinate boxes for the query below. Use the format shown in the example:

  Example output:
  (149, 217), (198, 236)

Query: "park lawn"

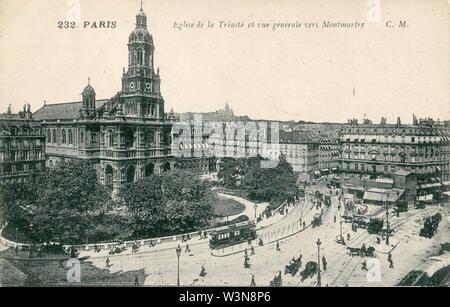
(212, 196), (245, 217)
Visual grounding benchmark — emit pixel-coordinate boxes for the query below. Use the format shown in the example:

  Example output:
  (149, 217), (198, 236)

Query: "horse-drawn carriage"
(269, 272), (282, 287)
(109, 244), (127, 255)
(352, 214), (370, 229)
(65, 246), (79, 258)
(367, 218), (384, 234)
(346, 244), (375, 257)
(312, 214), (322, 228)
(300, 261), (318, 282)
(284, 257), (301, 276)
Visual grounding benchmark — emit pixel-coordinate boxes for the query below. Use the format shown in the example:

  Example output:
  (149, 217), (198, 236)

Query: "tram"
(209, 221), (257, 250)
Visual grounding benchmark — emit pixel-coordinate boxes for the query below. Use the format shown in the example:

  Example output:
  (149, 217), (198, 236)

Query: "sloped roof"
(33, 99), (108, 121)
(364, 188), (404, 203)
(280, 130), (312, 144)
(395, 169), (413, 176)
(364, 191), (387, 202)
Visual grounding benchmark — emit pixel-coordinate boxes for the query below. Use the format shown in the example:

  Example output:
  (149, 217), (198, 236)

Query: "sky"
(0, 0), (449, 123)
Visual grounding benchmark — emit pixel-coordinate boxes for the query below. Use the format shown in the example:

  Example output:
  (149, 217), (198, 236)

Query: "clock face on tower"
(129, 82), (135, 89)
(146, 82), (151, 90)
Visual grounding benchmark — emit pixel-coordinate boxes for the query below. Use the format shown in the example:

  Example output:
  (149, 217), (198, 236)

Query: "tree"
(120, 175), (165, 238)
(120, 170), (215, 237)
(242, 154), (298, 205)
(217, 158), (240, 188)
(2, 160), (111, 244)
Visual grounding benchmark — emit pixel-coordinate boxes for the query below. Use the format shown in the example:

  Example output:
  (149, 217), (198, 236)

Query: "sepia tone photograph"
(0, 0), (449, 292)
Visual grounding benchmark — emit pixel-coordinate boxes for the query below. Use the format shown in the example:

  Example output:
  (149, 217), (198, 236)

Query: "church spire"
(136, 2), (147, 29)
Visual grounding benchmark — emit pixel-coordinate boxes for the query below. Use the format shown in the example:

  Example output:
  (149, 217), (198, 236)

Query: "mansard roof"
(33, 99), (108, 121)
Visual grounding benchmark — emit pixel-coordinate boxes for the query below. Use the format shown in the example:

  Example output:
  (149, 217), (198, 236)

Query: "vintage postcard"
(0, 0), (449, 293)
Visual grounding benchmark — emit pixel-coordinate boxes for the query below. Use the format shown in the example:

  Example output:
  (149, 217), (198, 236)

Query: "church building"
(34, 7), (175, 193)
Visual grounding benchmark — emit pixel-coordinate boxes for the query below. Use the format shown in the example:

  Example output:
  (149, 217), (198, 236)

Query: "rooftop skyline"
(0, 0), (448, 123)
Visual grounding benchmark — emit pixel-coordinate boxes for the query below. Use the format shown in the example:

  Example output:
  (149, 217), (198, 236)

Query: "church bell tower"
(121, 4), (164, 119)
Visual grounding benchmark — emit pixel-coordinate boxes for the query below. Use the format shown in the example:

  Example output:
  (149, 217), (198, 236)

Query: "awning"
(364, 191), (387, 202)
(346, 186), (365, 191)
(419, 183), (441, 189)
(387, 190), (404, 203)
(344, 194), (354, 200)
(441, 181), (450, 187)
(418, 194), (433, 201)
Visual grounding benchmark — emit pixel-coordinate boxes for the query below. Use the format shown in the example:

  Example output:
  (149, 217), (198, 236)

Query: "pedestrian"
(361, 260), (367, 271)
(244, 257), (250, 268)
(334, 215), (336, 223)
(200, 265), (207, 277)
(303, 221), (306, 229)
(299, 254), (302, 267)
(276, 241), (280, 251)
(134, 275), (139, 286)
(322, 256), (327, 271)
(58, 258), (65, 268)
(347, 233), (351, 241)
(250, 245), (255, 256)
(259, 238), (264, 246)
(106, 256), (110, 268)
(185, 244), (190, 253)
(14, 245), (19, 256)
(250, 275), (256, 287)
(244, 248), (248, 257)
(388, 253), (394, 269)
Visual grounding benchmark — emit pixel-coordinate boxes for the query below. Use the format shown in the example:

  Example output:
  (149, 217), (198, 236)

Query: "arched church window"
(151, 104), (156, 116)
(68, 130), (73, 144)
(62, 130), (66, 144)
(47, 130), (51, 143)
(80, 131), (84, 143)
(108, 130), (114, 147)
(52, 130), (56, 143)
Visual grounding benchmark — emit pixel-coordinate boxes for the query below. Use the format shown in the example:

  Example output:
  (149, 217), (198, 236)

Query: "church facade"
(34, 8), (175, 193)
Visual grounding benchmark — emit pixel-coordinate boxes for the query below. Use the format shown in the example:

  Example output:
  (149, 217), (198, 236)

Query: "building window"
(68, 130), (73, 144)
(80, 131), (84, 143)
(108, 131), (114, 147)
(62, 129), (66, 144)
(47, 130), (52, 143)
(52, 130), (56, 143)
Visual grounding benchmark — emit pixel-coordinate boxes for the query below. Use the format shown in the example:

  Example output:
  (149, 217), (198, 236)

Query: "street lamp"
(254, 204), (257, 219)
(176, 245), (182, 286)
(316, 238), (321, 287)
(339, 220), (343, 242)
